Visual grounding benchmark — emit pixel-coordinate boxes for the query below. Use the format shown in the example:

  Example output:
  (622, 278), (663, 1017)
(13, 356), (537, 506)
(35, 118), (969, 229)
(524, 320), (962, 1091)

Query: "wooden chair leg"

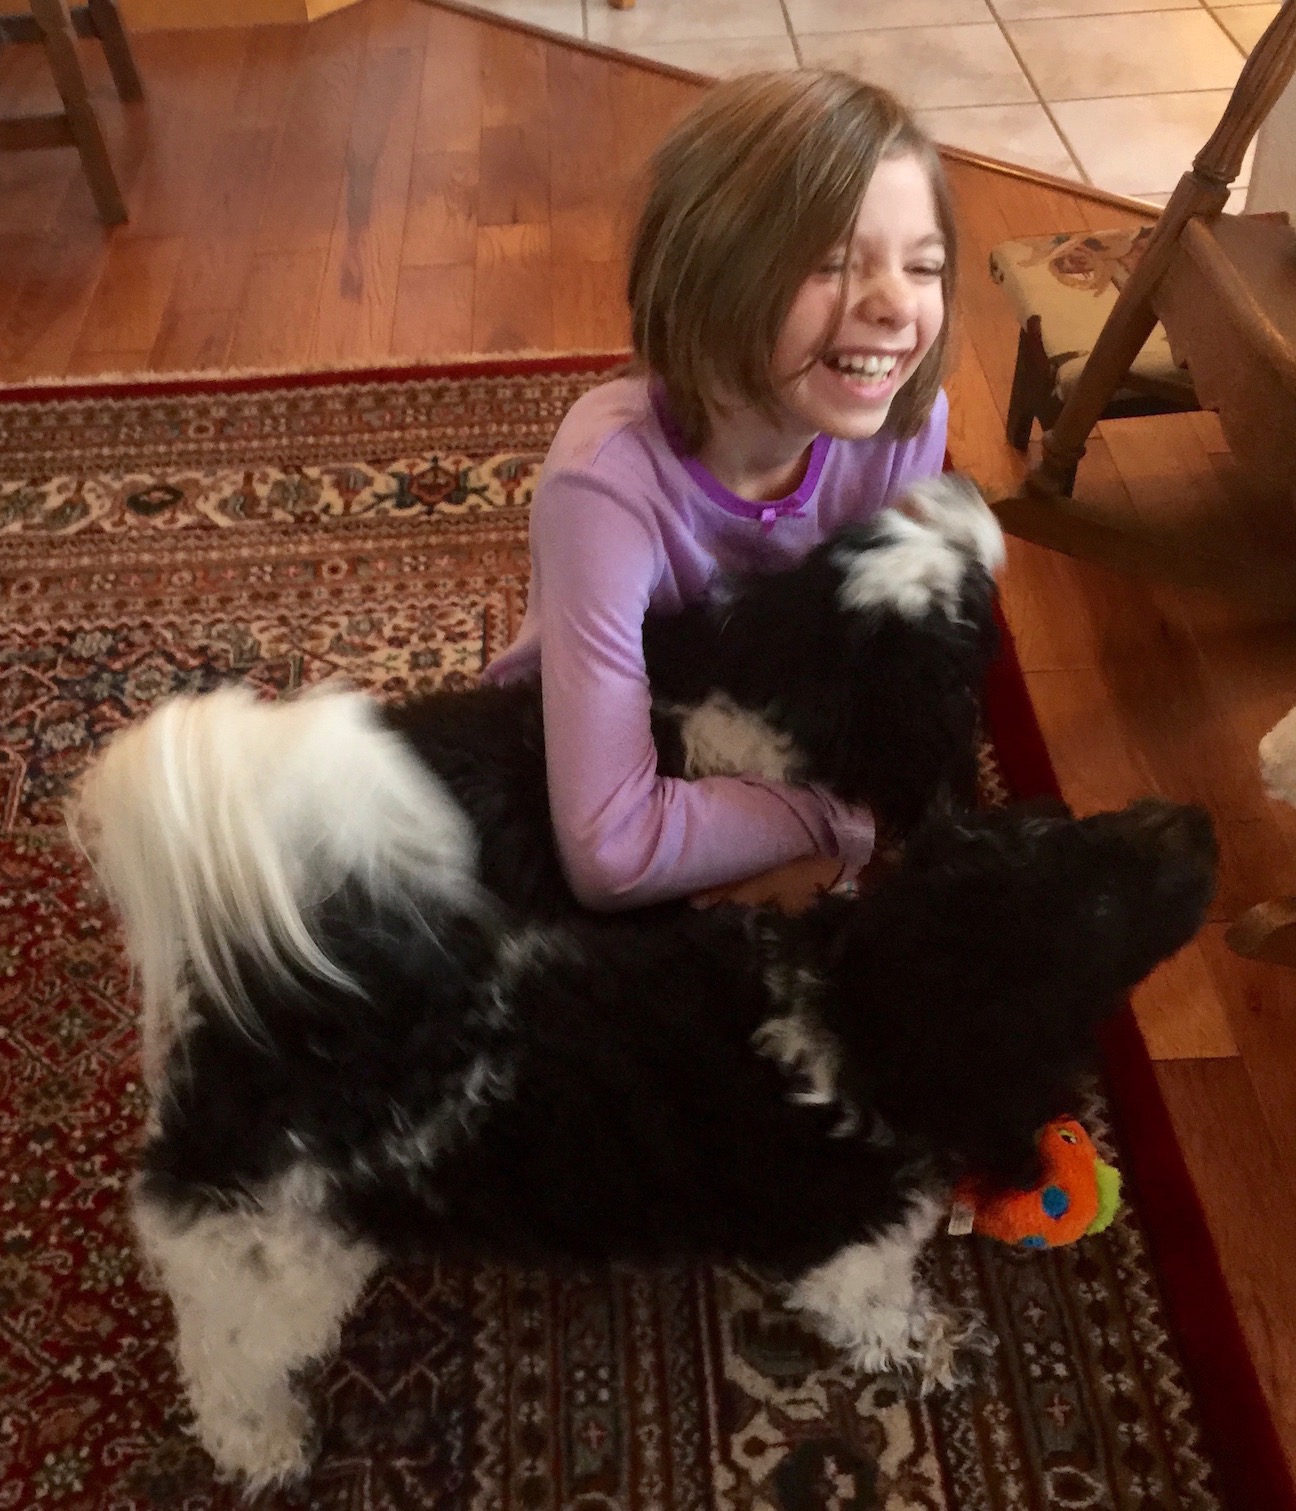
(1005, 328), (1038, 451)
(87, 0), (144, 103)
(1034, 285), (1159, 494)
(30, 0), (127, 225)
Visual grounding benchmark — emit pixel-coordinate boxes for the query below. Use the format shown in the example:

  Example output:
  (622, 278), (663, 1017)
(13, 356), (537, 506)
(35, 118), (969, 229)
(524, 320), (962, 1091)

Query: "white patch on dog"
(69, 684), (479, 1082)
(787, 1194), (993, 1392)
(834, 474), (1004, 621)
(131, 1164), (380, 1490)
(753, 962), (859, 1136)
(665, 692), (799, 782)
(900, 474), (1006, 576)
(1259, 703), (1296, 808)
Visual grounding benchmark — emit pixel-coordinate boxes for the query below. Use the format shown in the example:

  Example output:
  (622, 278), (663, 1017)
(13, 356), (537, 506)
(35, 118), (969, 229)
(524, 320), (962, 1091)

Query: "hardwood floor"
(2, 0), (1295, 1482)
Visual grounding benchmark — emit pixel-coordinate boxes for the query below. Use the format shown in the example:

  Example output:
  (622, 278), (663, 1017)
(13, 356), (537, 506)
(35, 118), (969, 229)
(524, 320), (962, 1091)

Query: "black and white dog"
(72, 476), (1216, 1491)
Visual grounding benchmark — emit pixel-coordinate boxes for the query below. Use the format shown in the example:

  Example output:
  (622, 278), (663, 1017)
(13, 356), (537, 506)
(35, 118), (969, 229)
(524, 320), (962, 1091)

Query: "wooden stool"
(0, 0), (143, 226)
(989, 227), (1201, 494)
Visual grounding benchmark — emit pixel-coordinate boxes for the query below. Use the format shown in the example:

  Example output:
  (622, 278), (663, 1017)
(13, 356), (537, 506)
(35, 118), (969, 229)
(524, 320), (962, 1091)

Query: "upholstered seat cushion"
(989, 227), (1196, 403)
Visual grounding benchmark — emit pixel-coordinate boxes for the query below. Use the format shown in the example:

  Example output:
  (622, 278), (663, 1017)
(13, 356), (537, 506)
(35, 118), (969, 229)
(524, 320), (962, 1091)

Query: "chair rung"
(0, 114), (75, 151)
(0, 7), (97, 44)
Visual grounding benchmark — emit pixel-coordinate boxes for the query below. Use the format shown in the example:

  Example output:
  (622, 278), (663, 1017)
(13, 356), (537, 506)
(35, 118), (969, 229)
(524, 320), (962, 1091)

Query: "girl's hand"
(690, 854), (846, 914)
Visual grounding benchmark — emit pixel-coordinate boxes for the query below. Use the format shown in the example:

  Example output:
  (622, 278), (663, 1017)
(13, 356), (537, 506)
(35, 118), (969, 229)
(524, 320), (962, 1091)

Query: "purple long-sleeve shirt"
(483, 374), (949, 909)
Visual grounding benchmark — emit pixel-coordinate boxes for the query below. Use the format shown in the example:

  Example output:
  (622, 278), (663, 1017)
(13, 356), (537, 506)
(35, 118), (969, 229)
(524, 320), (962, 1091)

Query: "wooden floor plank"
(402, 150), (479, 267)
(118, 31), (251, 241)
(69, 233), (185, 365)
(1155, 1056), (1296, 1462)
(231, 22), (309, 126)
(551, 256), (629, 352)
(0, 222), (109, 381)
(479, 23), (548, 131)
(472, 221), (552, 351)
(548, 44), (624, 267)
(477, 122), (550, 229)
(391, 261), (474, 357)
(413, 4), (484, 156)
(255, 3), (373, 257)
(146, 124), (284, 372)
(149, 303), (239, 372)
(228, 248), (331, 369)
(1128, 933), (1240, 1060)
(311, 37), (423, 364)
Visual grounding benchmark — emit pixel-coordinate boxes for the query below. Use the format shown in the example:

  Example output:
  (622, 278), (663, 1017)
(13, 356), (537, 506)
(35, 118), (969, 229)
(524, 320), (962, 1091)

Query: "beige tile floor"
(446, 0), (1282, 206)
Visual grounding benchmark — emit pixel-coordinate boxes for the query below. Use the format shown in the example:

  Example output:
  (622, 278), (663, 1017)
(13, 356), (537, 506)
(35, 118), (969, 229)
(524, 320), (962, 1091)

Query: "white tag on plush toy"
(947, 1200), (976, 1237)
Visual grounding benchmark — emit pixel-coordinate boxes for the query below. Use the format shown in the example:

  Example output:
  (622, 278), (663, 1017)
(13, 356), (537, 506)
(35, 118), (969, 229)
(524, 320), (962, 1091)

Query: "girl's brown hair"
(627, 70), (957, 454)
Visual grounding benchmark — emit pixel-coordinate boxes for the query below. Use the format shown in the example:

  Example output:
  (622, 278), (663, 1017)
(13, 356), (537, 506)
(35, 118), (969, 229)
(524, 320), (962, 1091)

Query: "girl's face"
(770, 152), (946, 442)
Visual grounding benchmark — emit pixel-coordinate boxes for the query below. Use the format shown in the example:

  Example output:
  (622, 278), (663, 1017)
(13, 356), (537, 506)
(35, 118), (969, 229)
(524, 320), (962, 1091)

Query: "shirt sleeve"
(533, 469), (875, 910)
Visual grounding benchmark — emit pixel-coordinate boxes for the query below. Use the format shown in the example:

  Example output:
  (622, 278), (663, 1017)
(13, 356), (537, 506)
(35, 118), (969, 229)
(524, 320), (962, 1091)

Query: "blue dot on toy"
(1041, 1184), (1070, 1218)
(1020, 1235), (1048, 1249)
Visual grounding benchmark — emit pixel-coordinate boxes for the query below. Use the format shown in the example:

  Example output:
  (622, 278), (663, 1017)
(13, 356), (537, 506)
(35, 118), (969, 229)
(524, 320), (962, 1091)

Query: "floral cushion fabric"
(990, 227), (1195, 400)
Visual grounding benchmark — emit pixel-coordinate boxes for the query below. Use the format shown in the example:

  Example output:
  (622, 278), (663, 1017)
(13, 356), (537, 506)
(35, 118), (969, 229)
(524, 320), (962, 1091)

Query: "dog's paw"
(902, 1302), (996, 1394)
(199, 1388), (319, 1496)
(847, 1294), (996, 1395)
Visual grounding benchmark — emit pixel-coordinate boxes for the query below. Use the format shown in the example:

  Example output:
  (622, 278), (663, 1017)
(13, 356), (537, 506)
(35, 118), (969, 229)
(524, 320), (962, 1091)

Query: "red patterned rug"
(0, 356), (1283, 1511)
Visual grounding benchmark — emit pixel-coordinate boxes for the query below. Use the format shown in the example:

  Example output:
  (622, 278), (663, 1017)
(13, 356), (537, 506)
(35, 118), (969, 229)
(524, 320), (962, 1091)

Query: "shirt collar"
(650, 384), (830, 533)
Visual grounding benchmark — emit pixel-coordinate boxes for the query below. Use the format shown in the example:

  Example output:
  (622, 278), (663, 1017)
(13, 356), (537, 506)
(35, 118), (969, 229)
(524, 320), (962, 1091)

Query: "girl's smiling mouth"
(819, 349), (909, 399)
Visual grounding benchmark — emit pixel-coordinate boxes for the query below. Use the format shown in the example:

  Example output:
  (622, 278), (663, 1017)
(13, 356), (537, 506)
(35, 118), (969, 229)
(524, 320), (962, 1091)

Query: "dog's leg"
(786, 1194), (992, 1392)
(132, 1166), (380, 1491)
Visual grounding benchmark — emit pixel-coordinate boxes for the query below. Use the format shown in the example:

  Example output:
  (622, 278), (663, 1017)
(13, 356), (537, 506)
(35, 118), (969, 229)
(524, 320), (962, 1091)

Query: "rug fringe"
(0, 349), (631, 397)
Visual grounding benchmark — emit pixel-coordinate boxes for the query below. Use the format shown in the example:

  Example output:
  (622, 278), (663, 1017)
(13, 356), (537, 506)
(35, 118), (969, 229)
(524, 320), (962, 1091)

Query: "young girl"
(483, 69), (958, 911)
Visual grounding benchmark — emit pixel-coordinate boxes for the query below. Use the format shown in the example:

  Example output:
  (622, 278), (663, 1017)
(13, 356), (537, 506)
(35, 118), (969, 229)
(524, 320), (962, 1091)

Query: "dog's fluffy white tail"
(70, 685), (477, 1086)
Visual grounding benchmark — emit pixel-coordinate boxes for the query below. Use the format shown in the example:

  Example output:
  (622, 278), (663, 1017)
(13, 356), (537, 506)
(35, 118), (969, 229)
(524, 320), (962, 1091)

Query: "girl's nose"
(852, 268), (917, 328)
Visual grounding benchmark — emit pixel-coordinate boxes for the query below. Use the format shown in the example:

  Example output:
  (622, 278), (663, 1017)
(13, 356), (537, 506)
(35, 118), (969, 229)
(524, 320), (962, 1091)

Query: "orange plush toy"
(949, 1118), (1122, 1250)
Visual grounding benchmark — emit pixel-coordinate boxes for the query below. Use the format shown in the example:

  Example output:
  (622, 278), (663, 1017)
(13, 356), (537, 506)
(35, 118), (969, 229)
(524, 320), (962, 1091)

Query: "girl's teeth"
(828, 354), (898, 377)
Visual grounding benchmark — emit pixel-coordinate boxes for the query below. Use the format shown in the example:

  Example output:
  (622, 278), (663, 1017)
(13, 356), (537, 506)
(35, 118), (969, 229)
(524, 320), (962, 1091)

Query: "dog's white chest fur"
(663, 692), (800, 782)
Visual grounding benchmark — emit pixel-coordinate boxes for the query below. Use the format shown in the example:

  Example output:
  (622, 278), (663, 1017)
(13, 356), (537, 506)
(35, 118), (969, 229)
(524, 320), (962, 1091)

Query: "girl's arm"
(535, 475), (873, 910)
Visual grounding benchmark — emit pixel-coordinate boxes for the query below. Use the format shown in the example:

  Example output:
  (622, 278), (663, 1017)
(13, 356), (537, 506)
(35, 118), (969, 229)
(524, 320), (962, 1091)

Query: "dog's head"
(830, 798), (1217, 1187)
